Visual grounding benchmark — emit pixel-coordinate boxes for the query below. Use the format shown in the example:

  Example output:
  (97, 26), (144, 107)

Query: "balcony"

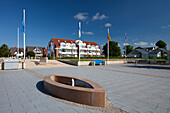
(92, 53), (96, 55)
(87, 53), (92, 55)
(72, 52), (77, 55)
(80, 48), (87, 50)
(72, 47), (78, 50)
(87, 48), (96, 51)
(61, 52), (72, 54)
(80, 52), (87, 55)
(96, 49), (100, 51)
(60, 46), (72, 49)
(97, 53), (100, 55)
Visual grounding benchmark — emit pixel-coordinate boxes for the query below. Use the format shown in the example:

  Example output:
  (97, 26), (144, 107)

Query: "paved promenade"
(0, 64), (170, 113)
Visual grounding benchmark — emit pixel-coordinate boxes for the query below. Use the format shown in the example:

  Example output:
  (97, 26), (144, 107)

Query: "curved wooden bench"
(43, 75), (106, 107)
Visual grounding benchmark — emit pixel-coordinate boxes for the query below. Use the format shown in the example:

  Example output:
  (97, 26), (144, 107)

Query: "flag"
(21, 9), (25, 33)
(50, 42), (54, 53)
(125, 33), (128, 41)
(79, 22), (81, 40)
(108, 29), (111, 41)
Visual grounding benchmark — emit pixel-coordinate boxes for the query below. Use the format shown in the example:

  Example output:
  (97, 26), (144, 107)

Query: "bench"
(92, 59), (106, 66)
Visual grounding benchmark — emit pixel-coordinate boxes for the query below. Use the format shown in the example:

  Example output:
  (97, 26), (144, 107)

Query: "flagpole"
(107, 29), (109, 64)
(125, 33), (126, 61)
(23, 9), (26, 68)
(17, 27), (19, 59)
(79, 22), (81, 65)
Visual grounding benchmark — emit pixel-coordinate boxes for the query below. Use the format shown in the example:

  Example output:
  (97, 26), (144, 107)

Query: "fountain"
(43, 75), (106, 107)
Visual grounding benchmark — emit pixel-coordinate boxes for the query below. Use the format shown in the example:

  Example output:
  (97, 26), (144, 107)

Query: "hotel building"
(47, 38), (101, 57)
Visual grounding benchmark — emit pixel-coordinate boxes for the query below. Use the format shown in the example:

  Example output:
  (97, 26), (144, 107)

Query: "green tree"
(102, 41), (121, 57)
(135, 46), (142, 49)
(27, 51), (35, 57)
(123, 45), (133, 55)
(0, 44), (11, 57)
(0, 44), (9, 51)
(156, 40), (167, 49)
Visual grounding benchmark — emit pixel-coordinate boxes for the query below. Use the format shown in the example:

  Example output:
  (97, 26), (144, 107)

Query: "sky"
(0, 0), (170, 53)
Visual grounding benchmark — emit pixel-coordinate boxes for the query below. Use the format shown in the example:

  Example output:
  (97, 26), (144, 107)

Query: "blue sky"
(0, 0), (170, 53)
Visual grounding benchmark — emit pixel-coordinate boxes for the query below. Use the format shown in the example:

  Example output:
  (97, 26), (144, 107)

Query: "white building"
(47, 38), (101, 57)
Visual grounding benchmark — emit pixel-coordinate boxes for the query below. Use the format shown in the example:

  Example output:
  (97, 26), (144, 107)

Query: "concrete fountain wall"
(43, 75), (106, 107)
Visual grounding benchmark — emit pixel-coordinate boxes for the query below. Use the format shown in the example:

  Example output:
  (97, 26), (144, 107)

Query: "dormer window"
(58, 40), (60, 42)
(65, 41), (66, 43)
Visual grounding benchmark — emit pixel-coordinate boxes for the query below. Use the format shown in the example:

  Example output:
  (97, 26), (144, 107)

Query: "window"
(62, 49), (66, 52)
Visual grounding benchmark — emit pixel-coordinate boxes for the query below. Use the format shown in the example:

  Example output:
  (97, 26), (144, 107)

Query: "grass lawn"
(70, 59), (122, 61)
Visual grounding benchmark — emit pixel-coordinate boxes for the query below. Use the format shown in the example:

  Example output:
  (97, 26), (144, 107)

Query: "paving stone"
(121, 105), (137, 112)
(153, 107), (168, 113)
(62, 109), (78, 113)
(88, 109), (103, 113)
(1, 64), (170, 113)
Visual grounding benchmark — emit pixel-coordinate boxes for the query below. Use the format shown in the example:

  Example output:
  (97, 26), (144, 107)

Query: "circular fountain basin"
(43, 75), (106, 107)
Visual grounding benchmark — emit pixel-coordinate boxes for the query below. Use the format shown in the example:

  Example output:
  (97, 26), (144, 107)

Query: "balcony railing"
(80, 48), (88, 50)
(97, 53), (100, 55)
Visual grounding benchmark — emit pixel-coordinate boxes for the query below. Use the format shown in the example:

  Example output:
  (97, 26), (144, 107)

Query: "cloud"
(74, 13), (88, 21)
(161, 26), (167, 29)
(134, 41), (148, 46)
(118, 44), (121, 47)
(105, 23), (112, 27)
(161, 25), (170, 29)
(92, 12), (107, 21)
(150, 43), (155, 46)
(82, 31), (94, 35)
(123, 43), (129, 46)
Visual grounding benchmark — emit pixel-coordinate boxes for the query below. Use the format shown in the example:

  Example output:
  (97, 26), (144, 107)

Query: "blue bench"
(92, 59), (106, 66)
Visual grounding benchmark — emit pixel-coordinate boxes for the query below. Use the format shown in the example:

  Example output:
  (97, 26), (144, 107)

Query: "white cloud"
(82, 31), (94, 35)
(105, 23), (112, 27)
(161, 26), (167, 29)
(118, 44), (121, 47)
(134, 41), (148, 46)
(150, 43), (155, 46)
(74, 13), (88, 21)
(92, 12), (107, 21)
(161, 25), (170, 29)
(123, 43), (129, 46)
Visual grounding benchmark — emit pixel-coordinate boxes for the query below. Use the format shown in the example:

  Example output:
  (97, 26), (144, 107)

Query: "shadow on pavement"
(126, 65), (170, 70)
(36, 81), (62, 99)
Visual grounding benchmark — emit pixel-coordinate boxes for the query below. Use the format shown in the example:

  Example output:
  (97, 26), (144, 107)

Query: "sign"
(47, 50), (50, 54)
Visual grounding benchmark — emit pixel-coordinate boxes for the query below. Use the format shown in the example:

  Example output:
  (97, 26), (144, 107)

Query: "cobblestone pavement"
(0, 70), (103, 113)
(0, 64), (170, 113)
(29, 64), (170, 113)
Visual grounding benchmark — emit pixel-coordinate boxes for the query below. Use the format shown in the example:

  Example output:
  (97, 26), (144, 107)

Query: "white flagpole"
(125, 33), (126, 61)
(79, 22), (81, 64)
(17, 27), (19, 59)
(107, 29), (109, 64)
(23, 9), (26, 68)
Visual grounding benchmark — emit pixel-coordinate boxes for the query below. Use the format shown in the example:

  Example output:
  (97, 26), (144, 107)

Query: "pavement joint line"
(99, 68), (170, 79)
(24, 69), (43, 79)
(22, 68), (126, 113)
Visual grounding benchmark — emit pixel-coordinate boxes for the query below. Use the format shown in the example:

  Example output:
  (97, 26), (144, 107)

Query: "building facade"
(26, 46), (45, 57)
(47, 38), (101, 57)
(10, 47), (24, 57)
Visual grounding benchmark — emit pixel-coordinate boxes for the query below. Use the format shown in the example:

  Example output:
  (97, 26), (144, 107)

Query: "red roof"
(51, 37), (100, 48)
